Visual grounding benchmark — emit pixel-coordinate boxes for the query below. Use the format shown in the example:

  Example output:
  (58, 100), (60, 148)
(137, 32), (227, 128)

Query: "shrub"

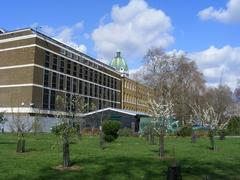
(195, 130), (208, 137)
(118, 128), (132, 136)
(227, 116), (240, 135)
(102, 120), (121, 142)
(176, 126), (192, 137)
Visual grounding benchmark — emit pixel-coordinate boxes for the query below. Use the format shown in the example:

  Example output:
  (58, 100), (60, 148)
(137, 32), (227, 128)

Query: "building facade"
(0, 28), (122, 115)
(121, 77), (154, 113)
(0, 28), (154, 120)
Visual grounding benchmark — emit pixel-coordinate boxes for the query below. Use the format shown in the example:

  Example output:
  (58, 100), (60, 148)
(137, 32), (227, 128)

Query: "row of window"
(44, 70), (119, 101)
(60, 48), (99, 69)
(43, 89), (117, 111)
(45, 51), (118, 89)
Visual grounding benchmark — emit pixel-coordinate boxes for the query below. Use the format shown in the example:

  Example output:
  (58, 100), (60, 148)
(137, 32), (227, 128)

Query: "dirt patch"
(52, 165), (83, 171)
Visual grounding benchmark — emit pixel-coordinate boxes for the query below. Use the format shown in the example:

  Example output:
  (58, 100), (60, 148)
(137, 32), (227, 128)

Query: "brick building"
(0, 28), (154, 131)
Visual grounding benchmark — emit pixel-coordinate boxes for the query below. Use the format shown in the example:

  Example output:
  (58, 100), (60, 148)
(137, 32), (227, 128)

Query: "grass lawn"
(0, 134), (239, 180)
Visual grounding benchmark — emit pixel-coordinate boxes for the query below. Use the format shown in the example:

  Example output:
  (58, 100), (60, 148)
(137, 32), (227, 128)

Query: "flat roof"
(81, 107), (150, 117)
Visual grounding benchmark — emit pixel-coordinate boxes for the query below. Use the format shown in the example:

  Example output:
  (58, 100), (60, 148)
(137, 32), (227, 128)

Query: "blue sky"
(1, 0), (240, 89)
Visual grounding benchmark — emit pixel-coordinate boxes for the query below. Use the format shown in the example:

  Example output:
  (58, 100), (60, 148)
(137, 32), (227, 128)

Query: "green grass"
(0, 134), (239, 180)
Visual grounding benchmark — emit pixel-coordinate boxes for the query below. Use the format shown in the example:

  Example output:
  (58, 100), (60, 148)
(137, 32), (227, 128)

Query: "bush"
(102, 120), (121, 142)
(227, 116), (240, 135)
(195, 130), (208, 137)
(176, 126), (192, 137)
(118, 128), (132, 136)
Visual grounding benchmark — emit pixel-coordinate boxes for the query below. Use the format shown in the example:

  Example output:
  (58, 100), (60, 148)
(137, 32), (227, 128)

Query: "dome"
(110, 51), (129, 76)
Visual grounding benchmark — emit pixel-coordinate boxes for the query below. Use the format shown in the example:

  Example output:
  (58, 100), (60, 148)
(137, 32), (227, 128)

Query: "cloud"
(91, 0), (174, 60)
(31, 22), (87, 53)
(188, 45), (240, 89)
(198, 0), (240, 23)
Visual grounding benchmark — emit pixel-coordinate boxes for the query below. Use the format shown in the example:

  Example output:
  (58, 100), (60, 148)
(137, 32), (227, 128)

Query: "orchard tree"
(149, 98), (175, 157)
(0, 112), (7, 133)
(9, 107), (32, 153)
(55, 95), (87, 167)
(192, 104), (230, 150)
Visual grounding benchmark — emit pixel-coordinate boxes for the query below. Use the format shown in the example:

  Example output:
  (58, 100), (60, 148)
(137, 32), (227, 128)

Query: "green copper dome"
(110, 51), (129, 75)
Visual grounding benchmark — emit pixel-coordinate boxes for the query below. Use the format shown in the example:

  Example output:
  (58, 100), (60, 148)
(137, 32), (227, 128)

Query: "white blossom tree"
(149, 98), (175, 157)
(192, 104), (230, 150)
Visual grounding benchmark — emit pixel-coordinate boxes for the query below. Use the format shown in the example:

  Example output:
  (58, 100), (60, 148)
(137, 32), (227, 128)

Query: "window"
(99, 87), (102, 98)
(52, 72), (57, 88)
(99, 73), (102, 85)
(59, 75), (64, 90)
(103, 75), (106, 86)
(94, 71), (98, 83)
(50, 90), (56, 110)
(113, 91), (116, 101)
(43, 89), (49, 109)
(107, 89), (110, 100)
(60, 57), (64, 73)
(111, 78), (114, 88)
(84, 82), (88, 95)
(66, 93), (71, 112)
(84, 66), (88, 80)
(114, 79), (117, 89)
(79, 80), (82, 94)
(111, 90), (114, 100)
(73, 79), (77, 93)
(60, 48), (66, 55)
(44, 70), (49, 87)
(67, 61), (71, 75)
(67, 77), (71, 91)
(79, 65), (83, 78)
(104, 88), (107, 99)
(71, 95), (76, 112)
(90, 84), (93, 96)
(98, 100), (102, 109)
(89, 69), (93, 82)
(94, 85), (98, 97)
(44, 51), (50, 68)
(73, 63), (77, 76)
(52, 55), (58, 70)
(107, 77), (110, 87)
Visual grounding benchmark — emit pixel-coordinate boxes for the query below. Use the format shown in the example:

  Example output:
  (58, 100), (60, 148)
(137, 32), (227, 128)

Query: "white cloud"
(188, 45), (240, 89)
(91, 0), (174, 60)
(198, 0), (240, 23)
(167, 49), (186, 57)
(31, 22), (87, 53)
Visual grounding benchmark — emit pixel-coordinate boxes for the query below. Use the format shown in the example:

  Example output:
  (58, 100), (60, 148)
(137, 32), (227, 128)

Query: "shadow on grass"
(35, 156), (240, 180)
(0, 141), (16, 145)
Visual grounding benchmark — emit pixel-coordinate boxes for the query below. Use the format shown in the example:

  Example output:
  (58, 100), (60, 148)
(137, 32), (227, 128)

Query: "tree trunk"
(63, 133), (70, 167)
(16, 134), (25, 153)
(191, 131), (197, 143)
(219, 131), (225, 140)
(159, 133), (164, 157)
(150, 131), (155, 145)
(209, 132), (215, 150)
(99, 130), (105, 149)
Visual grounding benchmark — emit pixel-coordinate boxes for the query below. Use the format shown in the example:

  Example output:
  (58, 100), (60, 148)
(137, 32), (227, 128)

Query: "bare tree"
(204, 85), (233, 123)
(149, 98), (175, 157)
(31, 108), (42, 136)
(132, 47), (205, 126)
(9, 106), (32, 153)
